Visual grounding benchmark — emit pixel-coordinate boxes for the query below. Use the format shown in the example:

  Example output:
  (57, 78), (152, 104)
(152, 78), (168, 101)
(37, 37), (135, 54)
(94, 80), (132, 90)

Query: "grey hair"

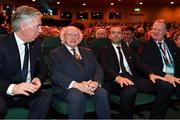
(60, 26), (83, 45)
(11, 5), (42, 32)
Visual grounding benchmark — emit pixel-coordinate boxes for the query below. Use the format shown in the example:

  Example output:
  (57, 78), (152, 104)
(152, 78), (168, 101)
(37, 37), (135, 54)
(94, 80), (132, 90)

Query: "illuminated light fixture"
(118, 0), (122, 1)
(82, 3), (86, 6)
(139, 2), (143, 5)
(32, 0), (36, 2)
(57, 1), (60, 4)
(110, 3), (114, 6)
(134, 8), (140, 12)
(116, 12), (119, 15)
(170, 1), (174, 4)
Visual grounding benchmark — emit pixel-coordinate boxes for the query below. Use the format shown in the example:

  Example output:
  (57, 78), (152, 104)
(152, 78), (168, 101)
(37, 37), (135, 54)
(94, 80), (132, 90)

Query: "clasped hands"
(75, 80), (99, 95)
(12, 77), (41, 96)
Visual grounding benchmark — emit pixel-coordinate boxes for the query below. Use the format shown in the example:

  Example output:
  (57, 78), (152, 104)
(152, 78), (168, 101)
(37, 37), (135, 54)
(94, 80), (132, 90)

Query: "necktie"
(22, 43), (29, 81)
(158, 42), (169, 64)
(116, 46), (127, 73)
(71, 48), (80, 60)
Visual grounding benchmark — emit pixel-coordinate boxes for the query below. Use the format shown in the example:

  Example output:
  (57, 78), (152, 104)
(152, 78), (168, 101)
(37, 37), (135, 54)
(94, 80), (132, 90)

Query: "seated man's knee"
(121, 86), (137, 96)
(67, 88), (86, 104)
(157, 81), (173, 93)
(95, 87), (108, 99)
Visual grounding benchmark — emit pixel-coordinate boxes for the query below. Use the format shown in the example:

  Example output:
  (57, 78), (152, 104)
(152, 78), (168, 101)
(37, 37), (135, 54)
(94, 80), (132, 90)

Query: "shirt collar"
(14, 32), (26, 46)
(154, 38), (165, 45)
(112, 43), (122, 48)
(65, 44), (78, 52)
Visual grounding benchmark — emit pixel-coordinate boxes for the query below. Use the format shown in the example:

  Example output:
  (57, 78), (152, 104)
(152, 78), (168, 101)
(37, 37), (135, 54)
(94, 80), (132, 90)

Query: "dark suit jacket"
(0, 33), (47, 95)
(139, 37), (178, 77)
(49, 45), (104, 95)
(99, 41), (151, 88)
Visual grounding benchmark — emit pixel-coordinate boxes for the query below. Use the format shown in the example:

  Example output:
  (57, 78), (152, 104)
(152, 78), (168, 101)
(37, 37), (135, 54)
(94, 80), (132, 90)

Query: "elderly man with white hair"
(49, 26), (110, 119)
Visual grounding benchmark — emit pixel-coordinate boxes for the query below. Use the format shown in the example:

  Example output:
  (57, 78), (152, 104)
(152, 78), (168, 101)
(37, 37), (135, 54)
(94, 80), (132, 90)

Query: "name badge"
(166, 63), (174, 76)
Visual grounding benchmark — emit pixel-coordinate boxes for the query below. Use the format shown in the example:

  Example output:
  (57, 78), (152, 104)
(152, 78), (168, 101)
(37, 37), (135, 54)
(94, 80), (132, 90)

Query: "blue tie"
(22, 43), (29, 81)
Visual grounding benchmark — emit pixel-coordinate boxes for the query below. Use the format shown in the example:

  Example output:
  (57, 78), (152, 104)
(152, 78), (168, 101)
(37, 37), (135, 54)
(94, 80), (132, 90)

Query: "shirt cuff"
(68, 81), (76, 89)
(7, 84), (15, 96)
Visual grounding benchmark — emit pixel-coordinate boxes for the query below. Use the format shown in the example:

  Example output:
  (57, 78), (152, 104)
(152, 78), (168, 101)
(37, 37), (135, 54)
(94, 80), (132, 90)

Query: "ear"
(20, 22), (27, 31)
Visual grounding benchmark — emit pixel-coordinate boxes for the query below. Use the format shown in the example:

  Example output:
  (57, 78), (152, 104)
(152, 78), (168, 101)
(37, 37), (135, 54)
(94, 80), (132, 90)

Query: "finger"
(172, 82), (176, 87)
(128, 80), (134, 85)
(120, 82), (123, 87)
(151, 79), (156, 83)
(21, 91), (30, 96)
(176, 80), (180, 84)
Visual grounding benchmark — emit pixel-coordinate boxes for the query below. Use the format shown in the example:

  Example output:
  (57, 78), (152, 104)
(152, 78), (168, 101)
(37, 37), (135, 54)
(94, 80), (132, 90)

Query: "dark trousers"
(56, 87), (110, 119)
(111, 82), (137, 118)
(136, 78), (174, 119)
(175, 84), (180, 100)
(0, 90), (51, 119)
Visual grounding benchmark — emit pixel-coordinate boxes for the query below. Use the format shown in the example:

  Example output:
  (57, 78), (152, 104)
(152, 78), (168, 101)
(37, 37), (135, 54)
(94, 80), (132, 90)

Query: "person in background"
(0, 12), (8, 35)
(99, 26), (166, 118)
(49, 26), (110, 119)
(123, 26), (143, 53)
(95, 28), (108, 39)
(0, 5), (51, 119)
(174, 31), (180, 48)
(138, 19), (180, 118)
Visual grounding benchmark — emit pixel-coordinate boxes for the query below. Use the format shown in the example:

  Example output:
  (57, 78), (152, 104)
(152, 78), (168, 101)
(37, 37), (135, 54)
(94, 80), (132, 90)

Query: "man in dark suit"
(99, 26), (166, 118)
(0, 6), (51, 119)
(138, 19), (180, 118)
(49, 26), (110, 119)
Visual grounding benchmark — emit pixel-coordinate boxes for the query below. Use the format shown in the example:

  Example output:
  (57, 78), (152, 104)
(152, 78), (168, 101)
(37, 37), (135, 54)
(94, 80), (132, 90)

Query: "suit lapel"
(63, 46), (80, 66)
(29, 42), (36, 76)
(109, 45), (120, 69)
(149, 39), (163, 65)
(8, 33), (21, 71)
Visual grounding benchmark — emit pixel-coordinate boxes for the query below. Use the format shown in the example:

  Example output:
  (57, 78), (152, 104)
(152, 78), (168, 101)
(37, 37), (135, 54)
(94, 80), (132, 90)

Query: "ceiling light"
(139, 2), (143, 5)
(110, 3), (114, 6)
(170, 1), (174, 4)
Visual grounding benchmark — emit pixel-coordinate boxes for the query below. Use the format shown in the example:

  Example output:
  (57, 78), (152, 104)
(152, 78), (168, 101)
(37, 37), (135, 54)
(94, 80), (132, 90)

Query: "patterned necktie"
(116, 46), (127, 73)
(71, 48), (80, 60)
(22, 43), (29, 81)
(158, 42), (169, 64)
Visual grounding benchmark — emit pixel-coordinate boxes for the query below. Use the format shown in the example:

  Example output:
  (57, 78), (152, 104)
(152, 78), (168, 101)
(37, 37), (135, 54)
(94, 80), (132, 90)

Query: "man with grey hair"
(0, 5), (51, 119)
(49, 26), (110, 119)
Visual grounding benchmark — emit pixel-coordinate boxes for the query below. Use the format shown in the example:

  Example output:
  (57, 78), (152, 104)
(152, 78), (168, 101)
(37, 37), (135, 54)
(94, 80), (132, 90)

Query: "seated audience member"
(0, 5), (51, 119)
(95, 28), (108, 39)
(174, 31), (180, 48)
(123, 26), (143, 53)
(0, 13), (8, 34)
(138, 19), (180, 118)
(99, 26), (166, 118)
(49, 26), (110, 119)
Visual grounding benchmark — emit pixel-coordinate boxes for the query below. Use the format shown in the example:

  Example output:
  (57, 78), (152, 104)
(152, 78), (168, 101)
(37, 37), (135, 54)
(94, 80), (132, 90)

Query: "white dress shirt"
(112, 43), (132, 75)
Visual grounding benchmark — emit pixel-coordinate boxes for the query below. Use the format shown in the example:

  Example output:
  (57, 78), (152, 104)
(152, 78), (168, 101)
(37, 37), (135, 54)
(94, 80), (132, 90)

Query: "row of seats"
(5, 37), (178, 119)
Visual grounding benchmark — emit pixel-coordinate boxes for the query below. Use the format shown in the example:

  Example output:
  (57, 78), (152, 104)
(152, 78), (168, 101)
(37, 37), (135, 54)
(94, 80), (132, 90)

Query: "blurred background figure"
(95, 28), (108, 39)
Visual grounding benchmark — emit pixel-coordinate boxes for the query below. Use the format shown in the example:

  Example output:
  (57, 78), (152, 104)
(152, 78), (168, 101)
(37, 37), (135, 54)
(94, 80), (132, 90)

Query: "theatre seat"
(5, 107), (29, 119)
